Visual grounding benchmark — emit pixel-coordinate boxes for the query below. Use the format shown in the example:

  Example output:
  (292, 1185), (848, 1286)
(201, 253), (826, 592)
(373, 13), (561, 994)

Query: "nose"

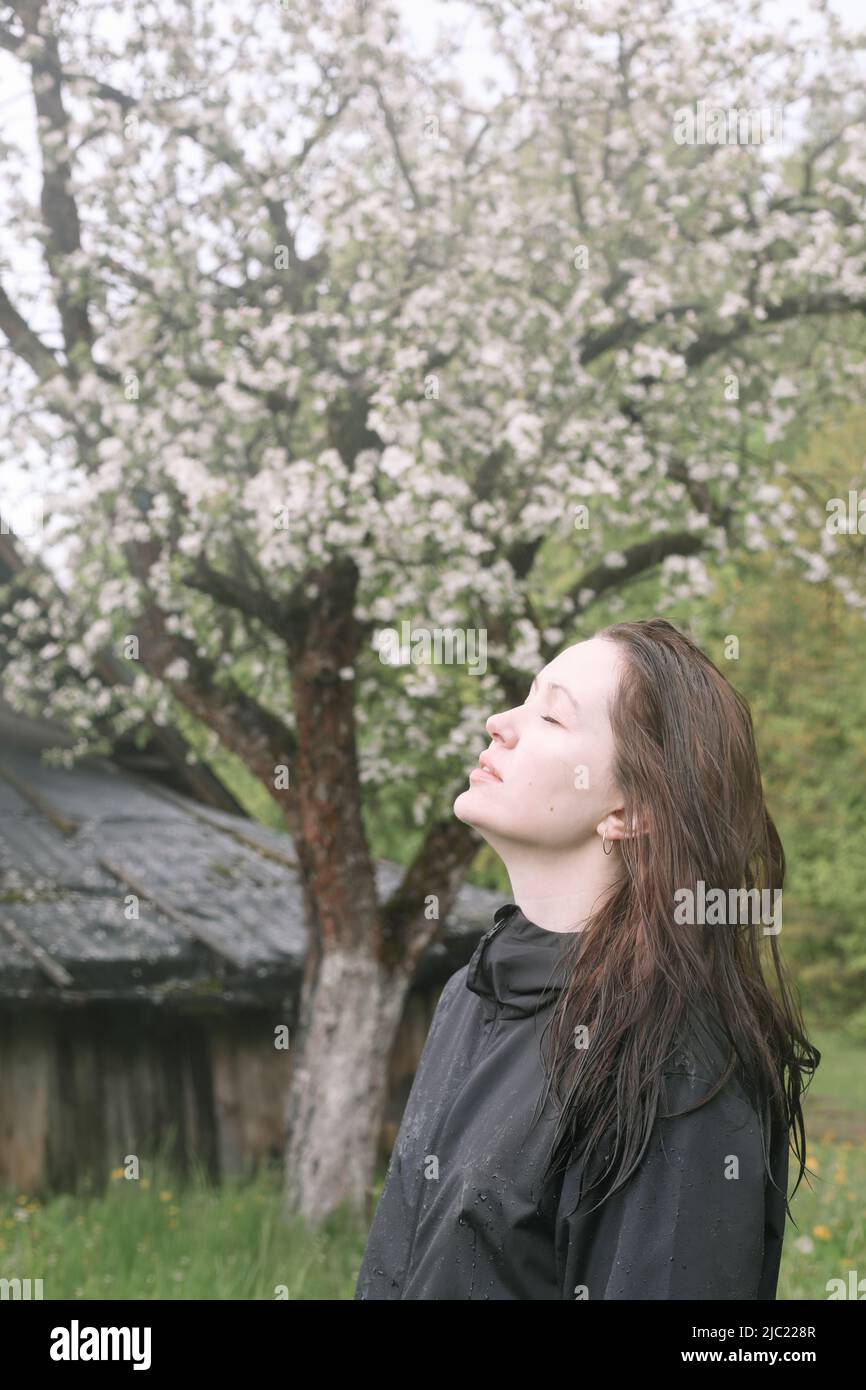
(485, 709), (516, 742)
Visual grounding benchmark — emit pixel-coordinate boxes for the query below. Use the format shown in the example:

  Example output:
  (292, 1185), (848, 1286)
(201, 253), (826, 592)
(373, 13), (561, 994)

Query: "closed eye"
(542, 715), (562, 726)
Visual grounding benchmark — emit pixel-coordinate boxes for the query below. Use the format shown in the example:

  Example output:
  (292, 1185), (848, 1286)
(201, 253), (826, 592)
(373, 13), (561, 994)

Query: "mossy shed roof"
(0, 699), (499, 1010)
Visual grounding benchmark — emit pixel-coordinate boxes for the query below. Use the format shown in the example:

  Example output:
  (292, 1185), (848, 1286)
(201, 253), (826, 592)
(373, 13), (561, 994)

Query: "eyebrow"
(529, 676), (580, 714)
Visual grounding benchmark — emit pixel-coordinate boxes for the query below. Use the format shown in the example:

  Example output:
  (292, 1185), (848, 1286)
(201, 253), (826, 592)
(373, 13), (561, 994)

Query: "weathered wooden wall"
(0, 983), (444, 1194)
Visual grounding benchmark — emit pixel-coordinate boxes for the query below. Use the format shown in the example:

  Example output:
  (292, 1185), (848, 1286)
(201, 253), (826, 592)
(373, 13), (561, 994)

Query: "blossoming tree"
(1, 0), (865, 1222)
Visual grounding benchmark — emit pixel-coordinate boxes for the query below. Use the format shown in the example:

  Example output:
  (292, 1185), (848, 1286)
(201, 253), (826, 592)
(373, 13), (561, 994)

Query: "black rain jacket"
(355, 902), (790, 1300)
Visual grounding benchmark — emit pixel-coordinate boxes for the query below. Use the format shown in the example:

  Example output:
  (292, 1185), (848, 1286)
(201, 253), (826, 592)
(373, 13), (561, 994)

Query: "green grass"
(776, 1136), (865, 1299)
(1, 1030), (862, 1300)
(777, 1024), (866, 1299)
(0, 1156), (369, 1300)
(805, 1024), (866, 1125)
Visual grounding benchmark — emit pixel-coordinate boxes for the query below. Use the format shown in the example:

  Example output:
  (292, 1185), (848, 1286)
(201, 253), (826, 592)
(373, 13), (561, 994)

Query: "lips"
(477, 755), (503, 781)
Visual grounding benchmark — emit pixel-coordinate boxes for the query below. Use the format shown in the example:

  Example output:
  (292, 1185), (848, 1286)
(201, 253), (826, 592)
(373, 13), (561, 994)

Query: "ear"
(596, 810), (644, 844)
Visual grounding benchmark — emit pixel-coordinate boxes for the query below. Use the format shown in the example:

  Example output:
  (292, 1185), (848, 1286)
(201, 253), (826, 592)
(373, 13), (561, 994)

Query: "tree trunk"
(283, 944), (410, 1225)
(279, 555), (474, 1228)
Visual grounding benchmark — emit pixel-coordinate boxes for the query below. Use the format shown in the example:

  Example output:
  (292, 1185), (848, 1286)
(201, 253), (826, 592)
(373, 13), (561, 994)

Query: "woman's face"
(453, 636), (626, 852)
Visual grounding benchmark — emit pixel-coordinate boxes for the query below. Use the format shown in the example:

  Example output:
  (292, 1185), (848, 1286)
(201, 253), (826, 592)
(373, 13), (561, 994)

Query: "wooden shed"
(0, 696), (498, 1196)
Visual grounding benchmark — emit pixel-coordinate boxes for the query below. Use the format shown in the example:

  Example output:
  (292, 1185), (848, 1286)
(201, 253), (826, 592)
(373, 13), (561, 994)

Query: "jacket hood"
(466, 902), (578, 1017)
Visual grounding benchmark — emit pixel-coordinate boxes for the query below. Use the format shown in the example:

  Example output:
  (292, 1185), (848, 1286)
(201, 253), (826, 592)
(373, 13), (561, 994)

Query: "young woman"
(355, 618), (819, 1300)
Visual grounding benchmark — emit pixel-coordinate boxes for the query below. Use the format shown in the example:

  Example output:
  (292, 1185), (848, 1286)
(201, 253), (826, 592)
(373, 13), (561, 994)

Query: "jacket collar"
(466, 903), (575, 1017)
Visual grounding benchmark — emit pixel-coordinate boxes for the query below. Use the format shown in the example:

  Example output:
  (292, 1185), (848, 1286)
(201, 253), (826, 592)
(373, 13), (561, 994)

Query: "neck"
(498, 838), (624, 932)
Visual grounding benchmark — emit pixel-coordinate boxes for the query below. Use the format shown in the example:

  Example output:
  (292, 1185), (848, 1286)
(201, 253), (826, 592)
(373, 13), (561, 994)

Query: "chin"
(453, 787), (483, 823)
(454, 786), (498, 831)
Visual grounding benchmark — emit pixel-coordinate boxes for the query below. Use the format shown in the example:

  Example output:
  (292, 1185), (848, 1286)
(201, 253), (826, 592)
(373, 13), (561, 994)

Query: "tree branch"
(0, 283), (65, 380)
(568, 530), (708, 614)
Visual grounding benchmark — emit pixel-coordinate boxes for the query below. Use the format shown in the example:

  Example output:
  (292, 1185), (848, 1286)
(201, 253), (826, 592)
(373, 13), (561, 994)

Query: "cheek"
(520, 741), (587, 800)
(565, 743), (613, 809)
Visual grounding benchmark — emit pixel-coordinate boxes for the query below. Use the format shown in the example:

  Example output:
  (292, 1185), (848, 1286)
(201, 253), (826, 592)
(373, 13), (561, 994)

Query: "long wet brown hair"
(537, 618), (820, 1216)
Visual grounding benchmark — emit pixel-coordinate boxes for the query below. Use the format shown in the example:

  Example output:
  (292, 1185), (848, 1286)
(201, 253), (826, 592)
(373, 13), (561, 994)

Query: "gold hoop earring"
(602, 831), (613, 855)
